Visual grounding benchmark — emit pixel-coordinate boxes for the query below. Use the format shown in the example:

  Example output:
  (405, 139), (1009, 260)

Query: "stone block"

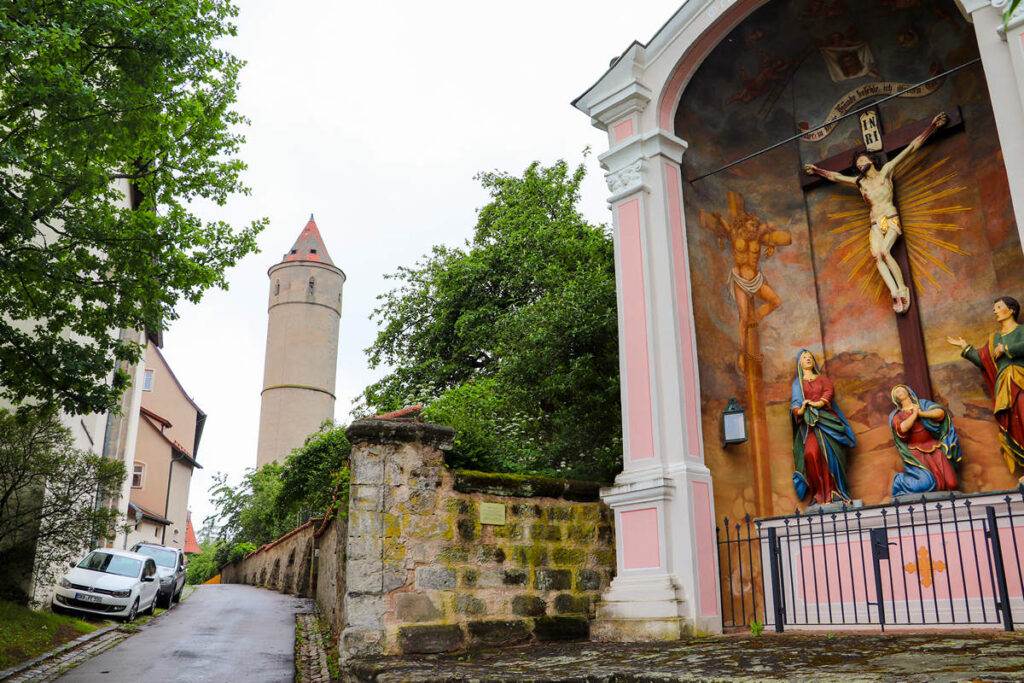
(474, 571), (506, 588)
(461, 568), (479, 587)
(344, 594), (386, 628)
(349, 510), (383, 538)
(491, 522), (523, 540)
(350, 453), (384, 486)
(346, 559), (383, 593)
(436, 546), (470, 564)
(534, 569), (571, 591)
(457, 518), (479, 541)
(381, 564), (407, 593)
(454, 594), (486, 615)
(445, 499), (477, 516)
(453, 470), (565, 499)
(552, 547), (585, 566)
(578, 505), (602, 521)
(511, 595), (546, 617)
(467, 619), (532, 646)
(547, 505), (575, 521)
(501, 569), (528, 586)
(341, 627), (385, 658)
(394, 593), (442, 622)
(396, 624), (464, 654)
(593, 548), (615, 566)
(533, 616), (589, 641)
(514, 545), (548, 567)
(384, 457), (405, 486)
(415, 567), (456, 591)
(531, 524), (562, 542)
(553, 593), (589, 614)
(406, 516), (453, 541)
(476, 545), (506, 564)
(398, 488), (438, 515)
(567, 523), (596, 544)
(576, 568), (602, 591)
(350, 484), (381, 511)
(347, 536), (382, 561)
(597, 524), (614, 544)
(347, 419), (455, 450)
(510, 503), (543, 518)
(563, 480), (601, 502)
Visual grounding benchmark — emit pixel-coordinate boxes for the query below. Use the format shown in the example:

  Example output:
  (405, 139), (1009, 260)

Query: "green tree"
(0, 408), (125, 602)
(207, 423), (350, 549)
(365, 159), (622, 481)
(0, 0), (264, 414)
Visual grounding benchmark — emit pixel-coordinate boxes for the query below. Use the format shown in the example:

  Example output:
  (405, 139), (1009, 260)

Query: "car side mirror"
(69, 562), (76, 569)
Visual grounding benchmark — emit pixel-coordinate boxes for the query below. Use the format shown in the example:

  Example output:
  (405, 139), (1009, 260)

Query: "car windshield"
(77, 552), (142, 578)
(132, 545), (176, 568)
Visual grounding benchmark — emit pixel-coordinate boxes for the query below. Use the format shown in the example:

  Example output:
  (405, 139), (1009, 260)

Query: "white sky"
(160, 1), (683, 528)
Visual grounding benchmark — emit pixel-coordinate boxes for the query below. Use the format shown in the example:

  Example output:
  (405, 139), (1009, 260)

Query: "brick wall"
(341, 417), (615, 659)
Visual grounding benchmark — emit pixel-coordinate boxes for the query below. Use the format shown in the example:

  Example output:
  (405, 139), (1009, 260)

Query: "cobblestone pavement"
(345, 632), (1024, 682)
(296, 612), (334, 683)
(3, 629), (129, 683)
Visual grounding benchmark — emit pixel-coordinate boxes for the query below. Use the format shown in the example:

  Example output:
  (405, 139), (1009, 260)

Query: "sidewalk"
(344, 631), (1024, 682)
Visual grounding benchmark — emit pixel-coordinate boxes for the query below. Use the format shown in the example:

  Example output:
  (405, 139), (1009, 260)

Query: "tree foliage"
(0, 408), (125, 601)
(0, 0), (264, 414)
(365, 160), (622, 481)
(206, 423), (350, 550)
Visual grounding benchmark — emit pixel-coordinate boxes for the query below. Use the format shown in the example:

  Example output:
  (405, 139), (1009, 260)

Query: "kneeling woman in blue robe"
(889, 384), (961, 496)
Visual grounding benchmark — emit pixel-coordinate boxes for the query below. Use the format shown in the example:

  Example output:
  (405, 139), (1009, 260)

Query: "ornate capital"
(605, 160), (645, 195)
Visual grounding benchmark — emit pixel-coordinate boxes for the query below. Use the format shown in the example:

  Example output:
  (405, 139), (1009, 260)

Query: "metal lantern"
(722, 397), (747, 445)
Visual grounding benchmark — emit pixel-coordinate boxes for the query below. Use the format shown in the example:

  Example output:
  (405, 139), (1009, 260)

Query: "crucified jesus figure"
(803, 111), (947, 314)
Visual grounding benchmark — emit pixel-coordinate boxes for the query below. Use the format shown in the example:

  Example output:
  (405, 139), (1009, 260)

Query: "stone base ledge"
(589, 616), (691, 642)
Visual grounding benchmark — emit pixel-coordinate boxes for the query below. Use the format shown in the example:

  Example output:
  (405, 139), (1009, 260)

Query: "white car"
(52, 549), (160, 621)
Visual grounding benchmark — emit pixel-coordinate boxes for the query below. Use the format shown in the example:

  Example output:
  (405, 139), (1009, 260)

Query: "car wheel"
(126, 599), (139, 622)
(172, 586), (182, 603)
(158, 591), (171, 609)
(145, 595), (156, 616)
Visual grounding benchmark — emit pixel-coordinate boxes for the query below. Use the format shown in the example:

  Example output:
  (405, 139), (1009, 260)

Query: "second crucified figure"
(804, 112), (947, 314)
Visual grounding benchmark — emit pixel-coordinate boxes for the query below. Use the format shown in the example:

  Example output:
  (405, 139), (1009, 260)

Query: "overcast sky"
(161, 1), (682, 527)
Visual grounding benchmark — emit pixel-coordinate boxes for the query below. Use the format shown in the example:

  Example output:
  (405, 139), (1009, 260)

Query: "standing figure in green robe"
(947, 296), (1024, 478)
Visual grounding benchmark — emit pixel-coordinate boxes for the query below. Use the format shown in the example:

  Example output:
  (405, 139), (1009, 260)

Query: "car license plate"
(75, 592), (102, 603)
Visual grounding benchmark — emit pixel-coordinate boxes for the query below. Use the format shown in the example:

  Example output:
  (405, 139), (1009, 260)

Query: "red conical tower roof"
(283, 214), (334, 265)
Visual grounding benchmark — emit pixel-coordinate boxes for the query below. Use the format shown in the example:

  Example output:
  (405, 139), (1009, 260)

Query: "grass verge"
(0, 600), (98, 669)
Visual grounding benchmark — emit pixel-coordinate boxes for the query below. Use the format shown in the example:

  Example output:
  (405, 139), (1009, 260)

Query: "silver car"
(130, 542), (186, 608)
(52, 549), (159, 621)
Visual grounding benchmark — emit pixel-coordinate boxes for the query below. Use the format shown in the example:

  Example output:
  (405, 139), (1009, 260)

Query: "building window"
(143, 369), (154, 392)
(307, 277), (315, 295)
(274, 280), (280, 296)
(132, 463), (144, 488)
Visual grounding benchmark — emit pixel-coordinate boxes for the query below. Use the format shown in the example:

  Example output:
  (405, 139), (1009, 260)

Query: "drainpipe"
(162, 451), (178, 545)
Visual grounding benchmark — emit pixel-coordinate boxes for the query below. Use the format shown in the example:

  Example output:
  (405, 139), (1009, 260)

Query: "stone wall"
(341, 417), (615, 659)
(314, 510), (346, 632)
(221, 519), (316, 597)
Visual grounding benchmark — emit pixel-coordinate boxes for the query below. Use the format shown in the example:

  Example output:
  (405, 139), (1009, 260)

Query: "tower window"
(143, 369), (154, 392)
(308, 277), (315, 295)
(274, 280), (280, 296)
(310, 249), (317, 254)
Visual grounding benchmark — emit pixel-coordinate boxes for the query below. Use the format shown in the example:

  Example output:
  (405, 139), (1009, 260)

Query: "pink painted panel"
(693, 482), (719, 616)
(617, 199), (655, 462)
(621, 507), (661, 569)
(612, 118), (635, 144)
(795, 526), (1024, 606)
(665, 163), (701, 459)
(657, 0), (766, 131)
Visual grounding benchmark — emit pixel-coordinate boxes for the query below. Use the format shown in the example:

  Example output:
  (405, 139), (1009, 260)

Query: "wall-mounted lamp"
(722, 397), (747, 445)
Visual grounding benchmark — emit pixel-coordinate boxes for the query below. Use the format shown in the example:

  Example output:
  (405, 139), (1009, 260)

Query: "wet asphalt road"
(56, 584), (304, 683)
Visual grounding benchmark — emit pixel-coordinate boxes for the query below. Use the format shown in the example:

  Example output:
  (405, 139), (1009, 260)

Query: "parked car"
(130, 542), (186, 608)
(52, 549), (159, 621)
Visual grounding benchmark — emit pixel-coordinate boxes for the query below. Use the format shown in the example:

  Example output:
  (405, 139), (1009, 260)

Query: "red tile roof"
(184, 511), (201, 554)
(283, 214), (334, 265)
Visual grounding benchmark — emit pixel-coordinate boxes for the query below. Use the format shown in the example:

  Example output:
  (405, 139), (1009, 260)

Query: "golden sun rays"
(822, 152), (970, 302)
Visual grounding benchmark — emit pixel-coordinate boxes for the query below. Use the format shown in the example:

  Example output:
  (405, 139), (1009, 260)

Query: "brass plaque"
(479, 502), (506, 526)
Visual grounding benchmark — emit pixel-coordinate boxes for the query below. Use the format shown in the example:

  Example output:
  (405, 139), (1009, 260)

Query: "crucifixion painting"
(804, 111), (947, 314)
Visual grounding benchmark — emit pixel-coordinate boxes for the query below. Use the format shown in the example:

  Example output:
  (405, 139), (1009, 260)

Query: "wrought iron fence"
(717, 486), (1024, 632)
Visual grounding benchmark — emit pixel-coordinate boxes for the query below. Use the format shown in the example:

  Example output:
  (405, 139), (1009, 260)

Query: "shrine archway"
(574, 0), (1024, 640)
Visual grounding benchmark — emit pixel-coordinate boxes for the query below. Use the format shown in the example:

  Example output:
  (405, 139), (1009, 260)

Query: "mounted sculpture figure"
(791, 349), (857, 505)
(947, 296), (1024, 480)
(889, 384), (961, 496)
(804, 111), (948, 314)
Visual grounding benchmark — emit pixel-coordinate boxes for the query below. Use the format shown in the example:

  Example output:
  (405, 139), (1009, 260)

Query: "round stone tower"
(256, 215), (345, 468)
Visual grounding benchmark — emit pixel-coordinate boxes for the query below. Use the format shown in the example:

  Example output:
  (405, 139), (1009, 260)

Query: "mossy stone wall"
(341, 417), (615, 660)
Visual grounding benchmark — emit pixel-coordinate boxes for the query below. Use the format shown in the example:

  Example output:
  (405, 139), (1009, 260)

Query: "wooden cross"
(801, 106), (962, 400)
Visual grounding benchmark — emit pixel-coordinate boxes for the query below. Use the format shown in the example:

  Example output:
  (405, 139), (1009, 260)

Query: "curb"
(0, 587), (196, 682)
(0, 623), (120, 682)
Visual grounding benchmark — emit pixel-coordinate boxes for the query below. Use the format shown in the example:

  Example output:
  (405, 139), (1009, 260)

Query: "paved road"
(57, 584), (305, 683)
